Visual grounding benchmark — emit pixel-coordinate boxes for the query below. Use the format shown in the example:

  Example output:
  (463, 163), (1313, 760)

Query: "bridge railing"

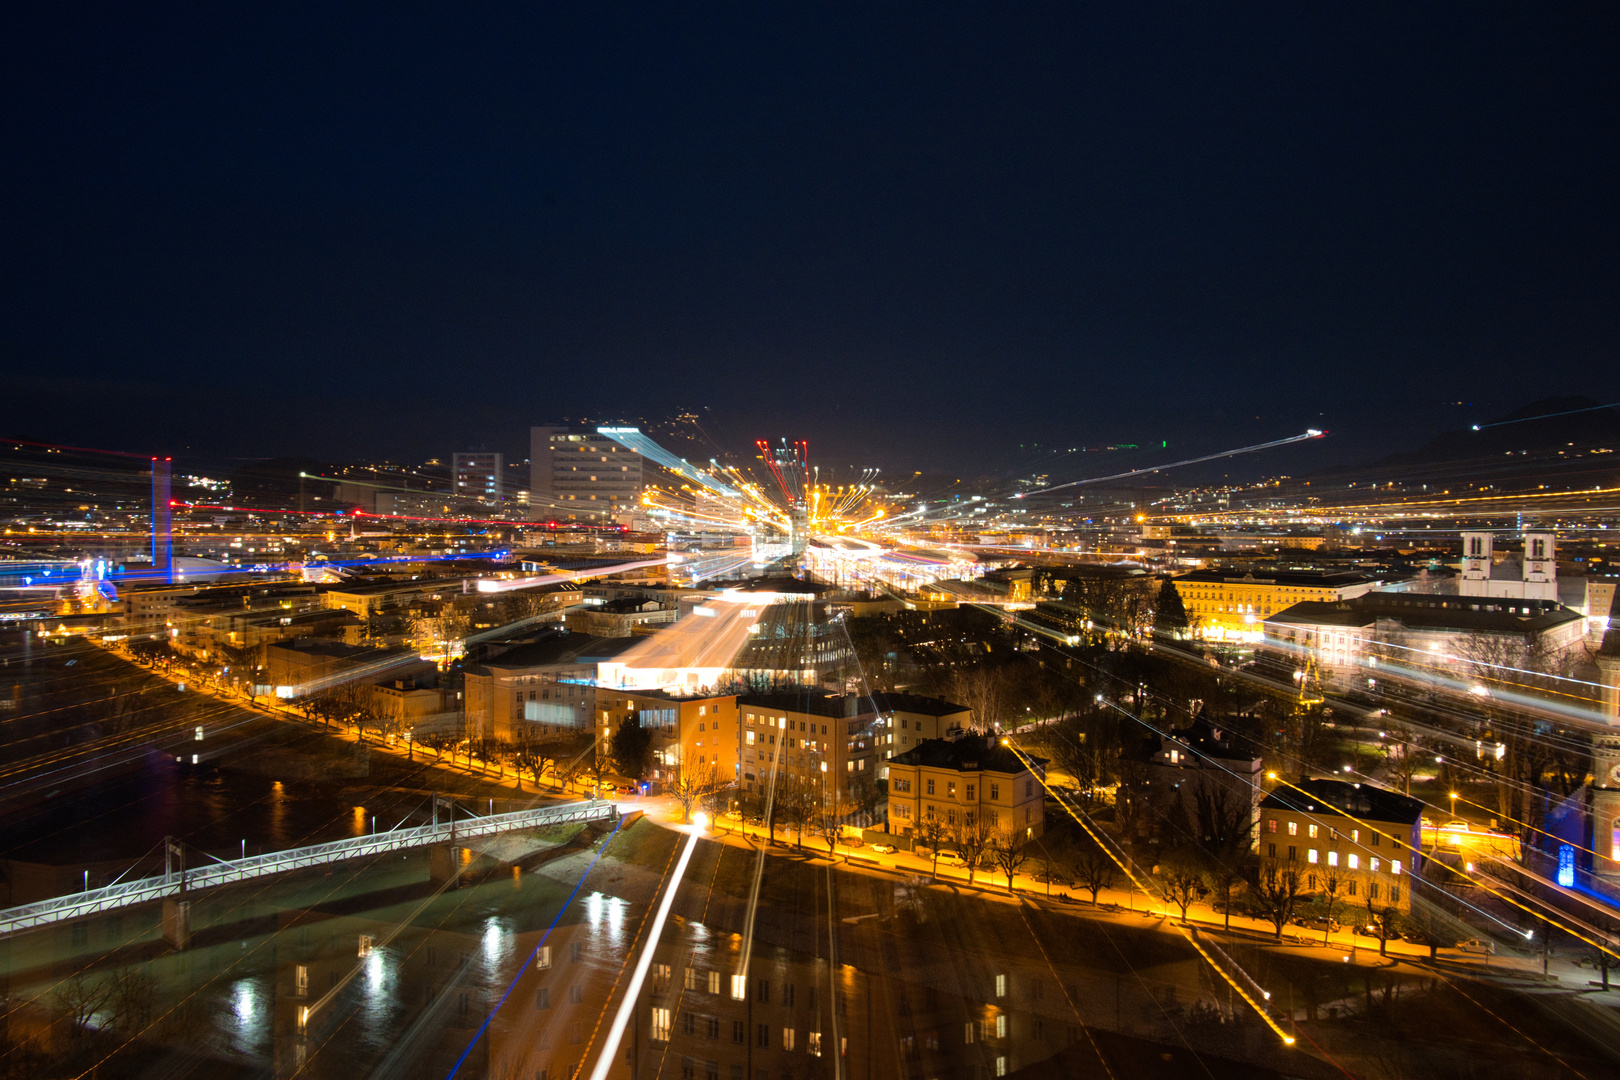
(0, 800), (618, 937)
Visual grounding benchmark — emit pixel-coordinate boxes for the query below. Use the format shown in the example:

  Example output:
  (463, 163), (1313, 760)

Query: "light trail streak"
(473, 558), (670, 593)
(597, 426), (741, 496)
(1001, 739), (1298, 1047)
(447, 814), (629, 1079)
(1265, 773), (1620, 963)
(1014, 430), (1326, 497)
(587, 825), (701, 1080)
(1472, 401), (1620, 430)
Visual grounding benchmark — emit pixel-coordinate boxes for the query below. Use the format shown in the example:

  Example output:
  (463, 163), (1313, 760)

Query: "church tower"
(1522, 532), (1557, 601)
(1460, 532), (1493, 597)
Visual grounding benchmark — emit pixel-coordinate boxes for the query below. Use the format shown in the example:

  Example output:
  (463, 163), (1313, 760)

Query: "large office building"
(528, 425), (644, 523)
(1172, 568), (1388, 641)
(451, 452), (503, 505)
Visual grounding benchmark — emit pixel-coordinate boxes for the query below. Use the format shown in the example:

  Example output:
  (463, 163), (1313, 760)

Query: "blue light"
(1557, 843), (1575, 888)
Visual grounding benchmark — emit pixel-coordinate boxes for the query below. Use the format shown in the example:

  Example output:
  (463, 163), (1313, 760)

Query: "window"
(536, 988), (550, 1010)
(966, 784), (975, 801)
(686, 967), (699, 991)
(731, 975), (747, 1000)
(709, 971), (722, 994)
(1287, 822), (1298, 836)
(652, 1007), (672, 1042)
(1390, 884), (1400, 902)
(995, 974), (1006, 998)
(1347, 880), (1358, 897)
(1307, 849), (1318, 864)
(655, 963), (671, 991)
(684, 1012), (696, 1036)
(1392, 860), (1403, 876)
(926, 778), (935, 795)
(569, 984), (584, 1004)
(808, 1032), (822, 1057)
(1287, 846), (1297, 861)
(1267, 819), (1278, 834)
(1308, 824), (1319, 839)
(964, 1022), (975, 1044)
(1025, 779), (1034, 796)
(1370, 858), (1381, 873)
(1369, 883), (1380, 900)
(995, 1015), (1007, 1038)
(707, 1016), (720, 1038)
(572, 942), (584, 962)
(1347, 854), (1359, 870)
(1327, 851), (1338, 867)
(733, 1020), (746, 1043)
(782, 1028), (796, 1051)
(757, 1024), (770, 1048)
(1267, 843), (1276, 858)
(756, 978), (769, 1003)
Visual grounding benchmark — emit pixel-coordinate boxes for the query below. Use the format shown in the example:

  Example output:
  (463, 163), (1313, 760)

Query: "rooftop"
(471, 631), (641, 672)
(870, 691), (971, 717)
(736, 689), (872, 719)
(1265, 592), (1583, 635)
(889, 734), (1046, 775)
(1259, 777), (1423, 826)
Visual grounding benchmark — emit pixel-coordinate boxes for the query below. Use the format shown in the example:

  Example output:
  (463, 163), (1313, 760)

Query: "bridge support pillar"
(163, 899), (191, 949)
(429, 845), (468, 886)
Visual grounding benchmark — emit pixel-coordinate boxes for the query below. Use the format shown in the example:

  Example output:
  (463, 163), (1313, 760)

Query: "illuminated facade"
(1258, 779), (1423, 914)
(886, 735), (1046, 842)
(1173, 568), (1381, 642)
(451, 451), (503, 505)
(528, 424), (645, 523)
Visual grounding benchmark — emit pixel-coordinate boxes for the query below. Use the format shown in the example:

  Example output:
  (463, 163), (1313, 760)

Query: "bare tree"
(989, 830), (1030, 892)
(1318, 872), (1343, 944)
(1251, 866), (1305, 940)
(955, 814), (996, 885)
(1160, 861), (1208, 923)
(1072, 841), (1120, 904)
(1363, 895), (1400, 958)
(915, 816), (951, 878)
(670, 761), (725, 824)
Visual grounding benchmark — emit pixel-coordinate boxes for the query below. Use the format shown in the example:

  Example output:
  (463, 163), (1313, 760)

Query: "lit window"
(1391, 860), (1402, 876)
(995, 974), (1006, 998)
(651, 1007), (672, 1042)
(1347, 854), (1359, 870)
(782, 1028), (796, 1051)
(996, 1015), (1007, 1038)
(1327, 851), (1338, 867)
(1287, 822), (1298, 836)
(1308, 824), (1319, 839)
(731, 975), (747, 1000)
(1370, 858), (1381, 873)
(1307, 849), (1318, 864)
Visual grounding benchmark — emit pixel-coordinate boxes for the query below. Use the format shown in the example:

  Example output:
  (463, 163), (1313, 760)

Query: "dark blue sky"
(3, 4), (1618, 477)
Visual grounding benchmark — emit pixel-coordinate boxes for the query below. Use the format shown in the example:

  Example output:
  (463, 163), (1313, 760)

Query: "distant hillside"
(1371, 395), (1620, 469)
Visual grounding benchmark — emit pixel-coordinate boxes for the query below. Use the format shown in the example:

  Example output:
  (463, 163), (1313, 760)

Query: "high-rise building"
(451, 452), (503, 505)
(528, 425), (644, 523)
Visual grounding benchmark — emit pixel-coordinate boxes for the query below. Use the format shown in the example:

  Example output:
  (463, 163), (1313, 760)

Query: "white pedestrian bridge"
(0, 799), (619, 937)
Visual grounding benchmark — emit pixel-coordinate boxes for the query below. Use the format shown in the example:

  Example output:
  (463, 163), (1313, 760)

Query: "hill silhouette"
(1371, 395), (1620, 469)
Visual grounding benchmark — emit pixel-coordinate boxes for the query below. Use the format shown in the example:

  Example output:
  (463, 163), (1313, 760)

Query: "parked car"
(838, 836), (864, 848)
(934, 850), (966, 865)
(869, 844), (896, 854)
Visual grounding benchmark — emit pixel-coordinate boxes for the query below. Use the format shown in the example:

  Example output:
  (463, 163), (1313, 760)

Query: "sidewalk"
(638, 798), (1612, 992)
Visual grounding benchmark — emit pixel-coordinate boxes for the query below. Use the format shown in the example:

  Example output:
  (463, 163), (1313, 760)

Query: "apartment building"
(1258, 778), (1424, 913)
(886, 734), (1047, 843)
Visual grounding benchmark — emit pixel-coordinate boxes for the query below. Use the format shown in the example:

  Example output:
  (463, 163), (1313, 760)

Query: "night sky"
(3, 4), (1618, 477)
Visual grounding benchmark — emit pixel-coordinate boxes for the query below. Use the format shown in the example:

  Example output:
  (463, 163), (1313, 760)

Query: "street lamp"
(1449, 792), (1459, 818)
